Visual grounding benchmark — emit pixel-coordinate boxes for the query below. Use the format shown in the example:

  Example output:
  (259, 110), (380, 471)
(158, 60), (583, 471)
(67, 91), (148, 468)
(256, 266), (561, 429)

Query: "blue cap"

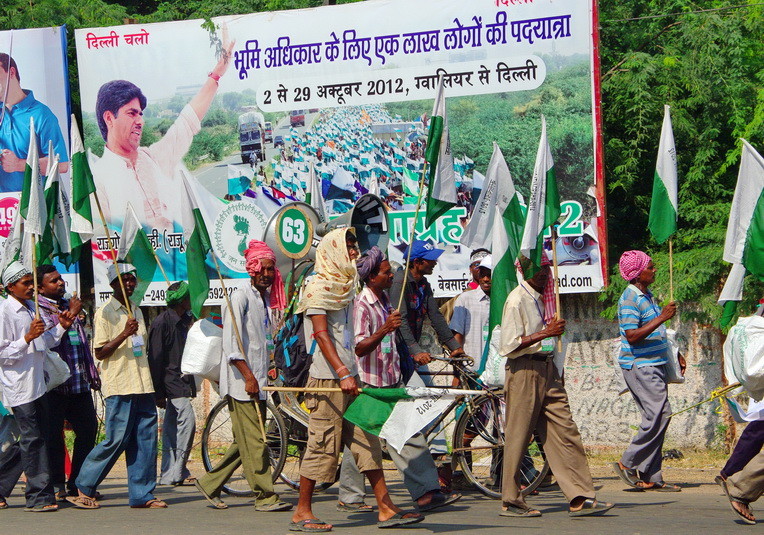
(405, 240), (444, 261)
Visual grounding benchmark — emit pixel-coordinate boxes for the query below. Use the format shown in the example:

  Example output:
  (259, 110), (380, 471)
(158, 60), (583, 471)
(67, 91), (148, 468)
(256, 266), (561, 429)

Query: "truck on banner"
(0, 27), (79, 293)
(75, 0), (606, 305)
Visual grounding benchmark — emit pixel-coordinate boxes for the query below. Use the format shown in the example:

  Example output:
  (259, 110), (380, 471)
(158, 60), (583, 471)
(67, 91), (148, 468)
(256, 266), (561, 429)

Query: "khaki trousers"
(727, 449), (764, 504)
(501, 356), (595, 507)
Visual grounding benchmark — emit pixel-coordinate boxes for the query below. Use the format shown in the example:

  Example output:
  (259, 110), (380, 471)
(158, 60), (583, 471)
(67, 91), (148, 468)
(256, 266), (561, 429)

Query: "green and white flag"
(117, 203), (159, 304)
(305, 161), (327, 223)
(402, 167), (424, 203)
(180, 170), (213, 318)
(718, 140), (764, 326)
(486, 143), (526, 335)
(648, 105), (678, 244)
(343, 385), (483, 454)
(20, 117), (46, 240)
(520, 115), (561, 269)
(70, 116), (96, 263)
(424, 76), (457, 227)
(42, 143), (73, 265)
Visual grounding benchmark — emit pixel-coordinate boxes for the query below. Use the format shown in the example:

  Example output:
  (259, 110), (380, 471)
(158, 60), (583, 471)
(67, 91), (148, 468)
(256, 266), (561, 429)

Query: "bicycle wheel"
(276, 410), (337, 493)
(201, 399), (288, 497)
(452, 394), (549, 499)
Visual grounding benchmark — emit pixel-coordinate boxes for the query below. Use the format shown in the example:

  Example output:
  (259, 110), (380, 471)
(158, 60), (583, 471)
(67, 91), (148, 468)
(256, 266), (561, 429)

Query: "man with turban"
(195, 241), (291, 512)
(148, 281), (196, 487)
(70, 263), (161, 509)
(291, 229), (423, 531)
(0, 261), (73, 512)
(499, 254), (613, 518)
(336, 246), (461, 515)
(612, 250), (684, 492)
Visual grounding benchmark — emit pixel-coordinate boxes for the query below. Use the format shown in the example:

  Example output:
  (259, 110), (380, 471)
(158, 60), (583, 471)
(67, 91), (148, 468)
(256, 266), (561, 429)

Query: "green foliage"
(600, 0), (764, 324)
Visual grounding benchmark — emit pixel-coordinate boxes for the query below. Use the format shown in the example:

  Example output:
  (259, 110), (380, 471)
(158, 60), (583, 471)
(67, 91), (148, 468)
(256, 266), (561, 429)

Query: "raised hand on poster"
(212, 23), (235, 78)
(191, 23), (236, 122)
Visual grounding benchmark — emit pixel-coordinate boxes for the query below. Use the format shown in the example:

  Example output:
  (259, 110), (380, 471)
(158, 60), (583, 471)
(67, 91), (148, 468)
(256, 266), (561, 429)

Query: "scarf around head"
(296, 227), (358, 313)
(2, 261), (29, 286)
(356, 246), (385, 283)
(166, 281), (189, 307)
(619, 250), (652, 282)
(244, 240), (286, 310)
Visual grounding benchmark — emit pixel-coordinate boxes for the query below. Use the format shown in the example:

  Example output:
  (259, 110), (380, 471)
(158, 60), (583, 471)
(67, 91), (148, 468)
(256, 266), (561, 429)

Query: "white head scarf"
(2, 261), (30, 286)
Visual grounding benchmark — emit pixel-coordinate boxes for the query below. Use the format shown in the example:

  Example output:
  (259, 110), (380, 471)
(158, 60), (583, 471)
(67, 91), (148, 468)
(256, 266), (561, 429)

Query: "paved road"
(0, 464), (755, 534)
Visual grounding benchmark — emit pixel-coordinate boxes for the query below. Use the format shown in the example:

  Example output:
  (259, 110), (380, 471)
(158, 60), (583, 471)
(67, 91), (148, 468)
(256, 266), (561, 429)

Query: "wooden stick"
(550, 226), (562, 352)
(31, 234), (39, 319)
(669, 238), (674, 302)
(150, 245), (171, 287)
(92, 191), (132, 318)
(208, 251), (268, 440)
(264, 386), (357, 393)
(396, 159), (429, 312)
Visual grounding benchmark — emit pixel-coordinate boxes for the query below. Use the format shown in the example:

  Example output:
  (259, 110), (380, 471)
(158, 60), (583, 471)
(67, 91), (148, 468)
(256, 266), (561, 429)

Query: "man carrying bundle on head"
(336, 246), (461, 515)
(195, 240), (291, 513)
(290, 229), (423, 532)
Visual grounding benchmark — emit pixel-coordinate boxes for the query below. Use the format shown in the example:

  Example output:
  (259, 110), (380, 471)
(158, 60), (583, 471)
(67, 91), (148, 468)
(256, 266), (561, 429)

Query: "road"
(0, 462), (755, 534)
(192, 112), (318, 198)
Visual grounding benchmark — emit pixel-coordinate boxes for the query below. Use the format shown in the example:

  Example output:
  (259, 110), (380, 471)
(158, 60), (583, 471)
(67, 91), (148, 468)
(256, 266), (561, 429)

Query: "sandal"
(569, 498), (614, 517)
(23, 503), (58, 512)
(716, 475), (756, 524)
(255, 501), (293, 512)
(377, 511), (424, 529)
(635, 481), (681, 492)
(337, 501), (374, 512)
(172, 477), (197, 487)
(65, 495), (100, 509)
(0, 499), (7, 510)
(417, 491), (461, 512)
(612, 462), (640, 488)
(195, 480), (227, 509)
(289, 518), (333, 532)
(130, 498), (168, 509)
(499, 504), (542, 517)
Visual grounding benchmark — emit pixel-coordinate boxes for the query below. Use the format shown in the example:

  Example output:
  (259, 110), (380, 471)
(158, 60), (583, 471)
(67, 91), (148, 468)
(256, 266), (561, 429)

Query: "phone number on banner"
(256, 57), (545, 112)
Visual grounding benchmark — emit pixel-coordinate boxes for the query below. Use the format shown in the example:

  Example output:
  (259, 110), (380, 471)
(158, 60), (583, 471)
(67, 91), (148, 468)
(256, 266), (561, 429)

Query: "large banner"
(75, 0), (605, 305)
(0, 27), (79, 293)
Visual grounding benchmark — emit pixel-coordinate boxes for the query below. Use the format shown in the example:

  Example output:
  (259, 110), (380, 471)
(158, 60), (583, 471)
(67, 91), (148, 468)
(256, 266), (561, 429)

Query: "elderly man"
(70, 264), (161, 510)
(36, 265), (99, 501)
(337, 247), (461, 514)
(499, 255), (613, 518)
(148, 281), (196, 487)
(291, 229), (423, 532)
(0, 261), (73, 512)
(0, 53), (69, 192)
(195, 241), (290, 512)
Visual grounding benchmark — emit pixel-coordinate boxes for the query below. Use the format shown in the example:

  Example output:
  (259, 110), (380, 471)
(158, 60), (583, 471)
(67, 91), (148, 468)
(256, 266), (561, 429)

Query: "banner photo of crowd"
(0, 26), (80, 294)
(74, 0), (606, 306)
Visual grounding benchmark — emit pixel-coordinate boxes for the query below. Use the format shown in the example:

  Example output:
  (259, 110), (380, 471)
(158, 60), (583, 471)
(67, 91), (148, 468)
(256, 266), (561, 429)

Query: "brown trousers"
(727, 449), (764, 504)
(501, 356), (595, 507)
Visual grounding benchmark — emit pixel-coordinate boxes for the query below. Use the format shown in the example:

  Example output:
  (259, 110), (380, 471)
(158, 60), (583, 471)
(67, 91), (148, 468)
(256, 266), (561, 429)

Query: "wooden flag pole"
(149, 245), (171, 287)
(669, 238), (674, 302)
(264, 386), (358, 394)
(92, 191), (132, 318)
(208, 250), (268, 441)
(550, 226), (562, 352)
(31, 234), (39, 319)
(396, 159), (429, 312)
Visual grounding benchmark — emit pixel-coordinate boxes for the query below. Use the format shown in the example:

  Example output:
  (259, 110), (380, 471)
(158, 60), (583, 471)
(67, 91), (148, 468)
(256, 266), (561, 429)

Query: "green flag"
(648, 105), (678, 244)
(69, 115), (96, 264)
(180, 171), (212, 318)
(117, 203), (158, 304)
(424, 76), (457, 227)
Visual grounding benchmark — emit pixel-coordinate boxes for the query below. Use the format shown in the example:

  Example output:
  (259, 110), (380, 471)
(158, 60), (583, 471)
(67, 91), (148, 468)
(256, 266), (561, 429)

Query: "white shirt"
(220, 285), (271, 402)
(0, 297), (66, 407)
(449, 288), (490, 372)
(90, 104), (201, 232)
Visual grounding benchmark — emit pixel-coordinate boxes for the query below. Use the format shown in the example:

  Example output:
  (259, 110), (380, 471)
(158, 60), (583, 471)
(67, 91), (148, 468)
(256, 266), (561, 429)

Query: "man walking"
(36, 265), (99, 501)
(0, 262), (72, 512)
(148, 281), (196, 487)
(69, 264), (163, 509)
(499, 255), (613, 518)
(195, 241), (290, 512)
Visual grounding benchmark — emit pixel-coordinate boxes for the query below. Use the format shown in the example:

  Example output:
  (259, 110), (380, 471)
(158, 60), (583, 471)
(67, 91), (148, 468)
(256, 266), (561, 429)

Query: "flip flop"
(716, 475), (756, 525)
(377, 511), (424, 529)
(65, 495), (100, 509)
(289, 518), (333, 532)
(172, 477), (198, 487)
(337, 501), (374, 512)
(612, 462), (639, 488)
(195, 480), (227, 509)
(418, 492), (462, 512)
(635, 481), (681, 492)
(499, 504), (542, 517)
(0, 500), (7, 510)
(23, 503), (58, 512)
(255, 501), (293, 512)
(130, 498), (168, 509)
(569, 499), (614, 517)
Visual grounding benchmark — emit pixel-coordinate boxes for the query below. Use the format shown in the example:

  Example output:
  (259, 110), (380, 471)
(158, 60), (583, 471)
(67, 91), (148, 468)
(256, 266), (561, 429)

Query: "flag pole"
(396, 159), (429, 312)
(669, 238), (674, 302)
(149, 245), (171, 287)
(550, 226), (562, 352)
(207, 250), (268, 440)
(92, 192), (133, 318)
(31, 235), (39, 319)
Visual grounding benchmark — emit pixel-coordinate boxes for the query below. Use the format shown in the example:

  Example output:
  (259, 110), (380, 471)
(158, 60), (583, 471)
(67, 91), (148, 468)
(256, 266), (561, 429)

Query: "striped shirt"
(618, 284), (668, 369)
(353, 286), (400, 387)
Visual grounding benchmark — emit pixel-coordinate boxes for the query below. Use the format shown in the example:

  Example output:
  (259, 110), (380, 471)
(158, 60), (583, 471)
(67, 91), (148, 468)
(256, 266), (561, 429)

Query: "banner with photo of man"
(75, 0), (606, 305)
(0, 27), (79, 293)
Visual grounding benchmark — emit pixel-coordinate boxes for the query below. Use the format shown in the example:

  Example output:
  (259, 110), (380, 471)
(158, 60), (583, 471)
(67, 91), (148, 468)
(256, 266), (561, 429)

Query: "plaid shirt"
(39, 296), (100, 395)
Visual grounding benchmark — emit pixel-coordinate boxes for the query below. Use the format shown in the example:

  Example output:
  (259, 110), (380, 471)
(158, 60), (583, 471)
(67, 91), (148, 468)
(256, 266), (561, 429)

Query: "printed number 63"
(283, 217), (306, 245)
